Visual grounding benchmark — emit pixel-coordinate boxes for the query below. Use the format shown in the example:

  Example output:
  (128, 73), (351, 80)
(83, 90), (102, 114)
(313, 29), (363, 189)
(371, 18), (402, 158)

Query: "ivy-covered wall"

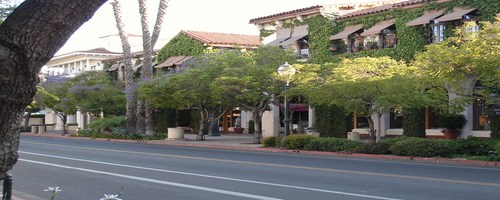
(156, 33), (205, 63)
(305, 0), (500, 64)
(301, 0), (500, 137)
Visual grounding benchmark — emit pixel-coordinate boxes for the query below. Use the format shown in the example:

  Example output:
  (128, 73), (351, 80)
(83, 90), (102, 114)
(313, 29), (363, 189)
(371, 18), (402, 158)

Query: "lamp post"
(277, 62), (296, 149)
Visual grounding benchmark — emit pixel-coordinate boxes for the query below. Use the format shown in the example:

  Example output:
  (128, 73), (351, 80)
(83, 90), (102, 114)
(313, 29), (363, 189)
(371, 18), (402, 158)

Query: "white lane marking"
(19, 158), (283, 200)
(20, 151), (402, 200)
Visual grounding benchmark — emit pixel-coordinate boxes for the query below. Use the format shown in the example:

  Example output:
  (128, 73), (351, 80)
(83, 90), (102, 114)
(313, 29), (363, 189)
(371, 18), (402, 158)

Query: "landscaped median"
(263, 134), (500, 165)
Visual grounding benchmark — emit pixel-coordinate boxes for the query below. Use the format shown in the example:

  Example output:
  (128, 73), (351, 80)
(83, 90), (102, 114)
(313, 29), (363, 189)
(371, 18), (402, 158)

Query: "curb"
(21, 133), (500, 168)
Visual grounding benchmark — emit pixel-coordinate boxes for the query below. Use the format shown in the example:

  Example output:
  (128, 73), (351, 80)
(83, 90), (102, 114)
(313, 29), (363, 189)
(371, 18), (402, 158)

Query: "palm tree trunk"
(112, 0), (136, 133)
(137, 0), (170, 135)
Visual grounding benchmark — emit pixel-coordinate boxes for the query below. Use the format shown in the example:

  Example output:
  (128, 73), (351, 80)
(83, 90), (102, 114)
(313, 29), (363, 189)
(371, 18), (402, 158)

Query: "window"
(429, 19), (445, 43)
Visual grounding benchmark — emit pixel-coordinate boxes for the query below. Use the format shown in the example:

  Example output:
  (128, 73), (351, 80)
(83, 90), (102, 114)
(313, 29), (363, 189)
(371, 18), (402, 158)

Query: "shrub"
(454, 136), (496, 156)
(354, 142), (392, 154)
(262, 136), (281, 148)
(437, 114), (466, 130)
(88, 116), (126, 132)
(389, 137), (455, 157)
(247, 120), (255, 134)
(304, 137), (362, 152)
(284, 134), (315, 150)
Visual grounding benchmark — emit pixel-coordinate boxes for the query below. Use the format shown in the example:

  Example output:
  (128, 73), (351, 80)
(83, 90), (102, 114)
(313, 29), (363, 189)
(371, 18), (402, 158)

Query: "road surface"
(10, 136), (500, 200)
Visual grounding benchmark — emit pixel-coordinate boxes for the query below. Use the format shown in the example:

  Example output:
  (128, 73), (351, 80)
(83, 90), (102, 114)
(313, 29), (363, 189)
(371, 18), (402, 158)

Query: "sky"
(55, 0), (339, 55)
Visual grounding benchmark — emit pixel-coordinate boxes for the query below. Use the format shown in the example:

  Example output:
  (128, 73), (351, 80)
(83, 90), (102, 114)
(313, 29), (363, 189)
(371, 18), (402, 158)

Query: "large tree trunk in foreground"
(0, 0), (106, 175)
(112, 0), (137, 133)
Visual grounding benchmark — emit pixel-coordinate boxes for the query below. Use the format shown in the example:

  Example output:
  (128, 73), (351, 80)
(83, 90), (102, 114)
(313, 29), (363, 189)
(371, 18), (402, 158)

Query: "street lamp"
(277, 62), (296, 149)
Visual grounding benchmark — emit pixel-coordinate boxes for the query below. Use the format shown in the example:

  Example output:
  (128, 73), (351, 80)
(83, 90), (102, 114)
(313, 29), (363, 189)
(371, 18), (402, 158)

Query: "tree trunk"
(111, 0), (136, 133)
(252, 110), (263, 144)
(138, 0), (155, 135)
(376, 113), (382, 142)
(366, 116), (376, 142)
(0, 0), (107, 175)
(135, 100), (146, 133)
(197, 109), (208, 141)
(23, 112), (31, 130)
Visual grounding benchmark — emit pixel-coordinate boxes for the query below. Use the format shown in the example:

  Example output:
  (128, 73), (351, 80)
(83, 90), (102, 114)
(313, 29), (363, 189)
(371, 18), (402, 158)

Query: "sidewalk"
(21, 131), (500, 167)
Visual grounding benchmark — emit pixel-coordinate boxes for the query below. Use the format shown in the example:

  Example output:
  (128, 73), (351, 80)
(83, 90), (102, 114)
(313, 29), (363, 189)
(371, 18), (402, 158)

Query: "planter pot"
(167, 127), (185, 140)
(233, 127), (244, 133)
(442, 129), (459, 140)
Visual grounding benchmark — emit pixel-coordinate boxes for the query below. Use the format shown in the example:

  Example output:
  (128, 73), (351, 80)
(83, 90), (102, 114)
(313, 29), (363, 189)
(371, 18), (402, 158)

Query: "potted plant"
(437, 114), (466, 140)
(233, 116), (244, 133)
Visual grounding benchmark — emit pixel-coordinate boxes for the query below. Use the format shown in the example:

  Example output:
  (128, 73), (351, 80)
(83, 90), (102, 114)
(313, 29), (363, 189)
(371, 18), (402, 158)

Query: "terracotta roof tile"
(249, 5), (323, 24)
(181, 30), (260, 48)
(338, 4), (394, 19)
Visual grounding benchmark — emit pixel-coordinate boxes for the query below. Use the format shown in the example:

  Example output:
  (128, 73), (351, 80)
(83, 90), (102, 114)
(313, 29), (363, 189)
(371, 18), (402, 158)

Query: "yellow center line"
(23, 141), (500, 187)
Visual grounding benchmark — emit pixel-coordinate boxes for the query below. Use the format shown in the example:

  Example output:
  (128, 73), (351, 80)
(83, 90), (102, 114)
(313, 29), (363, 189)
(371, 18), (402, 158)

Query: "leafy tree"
(301, 57), (432, 142)
(0, 0), (107, 175)
(139, 50), (236, 140)
(212, 46), (295, 143)
(65, 71), (126, 117)
(35, 76), (78, 135)
(415, 20), (500, 109)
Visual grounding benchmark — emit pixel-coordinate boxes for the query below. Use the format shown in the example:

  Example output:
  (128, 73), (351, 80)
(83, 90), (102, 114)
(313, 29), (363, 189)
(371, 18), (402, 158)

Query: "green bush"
(262, 136), (282, 148)
(453, 136), (496, 156)
(389, 137), (455, 157)
(304, 137), (362, 152)
(88, 116), (126, 132)
(284, 134), (315, 150)
(354, 142), (392, 154)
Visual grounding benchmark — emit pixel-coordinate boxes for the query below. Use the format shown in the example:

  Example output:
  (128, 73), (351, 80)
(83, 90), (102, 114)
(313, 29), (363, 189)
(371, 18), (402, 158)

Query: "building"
(250, 0), (499, 138)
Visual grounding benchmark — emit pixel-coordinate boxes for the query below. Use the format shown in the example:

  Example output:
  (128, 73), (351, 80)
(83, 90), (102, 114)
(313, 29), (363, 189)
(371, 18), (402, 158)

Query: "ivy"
(314, 104), (351, 138)
(402, 108), (426, 138)
(156, 33), (205, 63)
(260, 29), (275, 38)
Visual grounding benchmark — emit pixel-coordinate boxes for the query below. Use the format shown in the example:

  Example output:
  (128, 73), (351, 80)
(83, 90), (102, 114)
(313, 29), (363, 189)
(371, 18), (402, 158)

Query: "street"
(10, 136), (500, 200)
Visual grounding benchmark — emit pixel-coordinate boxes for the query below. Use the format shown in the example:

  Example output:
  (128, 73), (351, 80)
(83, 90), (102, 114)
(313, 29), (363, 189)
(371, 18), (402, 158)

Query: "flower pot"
(233, 127), (244, 133)
(442, 129), (459, 140)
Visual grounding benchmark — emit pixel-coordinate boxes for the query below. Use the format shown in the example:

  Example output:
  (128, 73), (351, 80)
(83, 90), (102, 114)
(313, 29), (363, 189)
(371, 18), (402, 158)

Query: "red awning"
(279, 103), (309, 112)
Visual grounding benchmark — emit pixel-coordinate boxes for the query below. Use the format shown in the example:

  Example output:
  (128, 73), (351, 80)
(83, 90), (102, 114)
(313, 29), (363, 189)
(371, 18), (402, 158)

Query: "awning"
(329, 24), (363, 40)
(279, 103), (309, 112)
(279, 25), (309, 47)
(105, 63), (123, 72)
(266, 28), (292, 46)
(134, 61), (158, 71)
(435, 7), (476, 22)
(406, 10), (445, 26)
(361, 19), (395, 36)
(155, 56), (193, 68)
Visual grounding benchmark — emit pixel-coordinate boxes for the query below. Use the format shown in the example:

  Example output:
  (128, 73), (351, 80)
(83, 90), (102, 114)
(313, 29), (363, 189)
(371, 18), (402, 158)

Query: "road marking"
(22, 141), (500, 187)
(20, 151), (401, 200)
(19, 158), (283, 200)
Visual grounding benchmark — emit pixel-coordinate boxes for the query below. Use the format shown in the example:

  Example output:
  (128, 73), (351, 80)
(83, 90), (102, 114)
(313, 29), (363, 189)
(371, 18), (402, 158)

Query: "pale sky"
(56, 0), (339, 55)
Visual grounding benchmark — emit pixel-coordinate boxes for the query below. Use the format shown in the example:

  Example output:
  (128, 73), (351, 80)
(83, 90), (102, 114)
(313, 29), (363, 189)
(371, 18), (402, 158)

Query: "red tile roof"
(181, 30), (260, 48)
(338, 4), (394, 19)
(338, 0), (451, 20)
(249, 5), (323, 24)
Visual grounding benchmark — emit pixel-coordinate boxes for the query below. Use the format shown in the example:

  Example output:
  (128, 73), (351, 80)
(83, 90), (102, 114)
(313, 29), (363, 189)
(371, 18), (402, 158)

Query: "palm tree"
(111, 0), (137, 133)
(137, 0), (170, 135)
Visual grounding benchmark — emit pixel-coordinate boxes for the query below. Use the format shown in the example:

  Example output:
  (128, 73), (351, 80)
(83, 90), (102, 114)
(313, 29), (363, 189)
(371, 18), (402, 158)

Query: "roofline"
(249, 5), (323, 24)
(180, 30), (260, 47)
(337, 0), (452, 20)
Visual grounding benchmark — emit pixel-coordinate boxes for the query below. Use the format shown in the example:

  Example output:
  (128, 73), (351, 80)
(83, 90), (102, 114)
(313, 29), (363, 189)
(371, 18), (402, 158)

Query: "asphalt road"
(9, 136), (500, 200)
